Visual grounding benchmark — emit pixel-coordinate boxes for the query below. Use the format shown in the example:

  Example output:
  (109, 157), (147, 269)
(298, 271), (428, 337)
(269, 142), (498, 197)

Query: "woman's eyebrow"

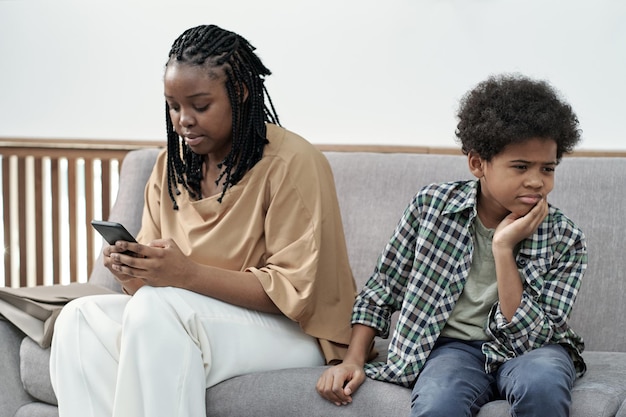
(165, 93), (212, 99)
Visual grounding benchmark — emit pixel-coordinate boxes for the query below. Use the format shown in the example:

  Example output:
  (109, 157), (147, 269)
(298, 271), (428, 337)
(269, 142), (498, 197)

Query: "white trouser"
(50, 286), (324, 417)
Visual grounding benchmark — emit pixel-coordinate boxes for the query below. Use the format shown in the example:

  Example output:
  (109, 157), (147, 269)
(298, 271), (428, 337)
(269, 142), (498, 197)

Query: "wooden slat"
(34, 157), (44, 285)
(101, 160), (111, 221)
(67, 158), (78, 283)
(50, 159), (61, 284)
(17, 157), (26, 287)
(84, 158), (95, 277)
(2, 157), (11, 287)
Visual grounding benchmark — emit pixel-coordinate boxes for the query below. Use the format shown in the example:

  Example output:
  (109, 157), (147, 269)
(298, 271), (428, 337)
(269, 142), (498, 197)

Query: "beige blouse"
(137, 124), (356, 362)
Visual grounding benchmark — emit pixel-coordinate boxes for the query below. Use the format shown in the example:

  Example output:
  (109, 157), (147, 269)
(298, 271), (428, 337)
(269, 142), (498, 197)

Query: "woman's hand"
(102, 242), (146, 294)
(107, 239), (195, 289)
(105, 239), (280, 313)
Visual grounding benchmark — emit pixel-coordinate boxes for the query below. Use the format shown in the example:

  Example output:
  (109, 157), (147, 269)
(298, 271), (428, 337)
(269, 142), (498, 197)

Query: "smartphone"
(91, 220), (137, 245)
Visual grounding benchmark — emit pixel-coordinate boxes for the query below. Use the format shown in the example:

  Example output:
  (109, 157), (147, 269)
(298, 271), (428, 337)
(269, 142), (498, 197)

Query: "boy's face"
(469, 137), (557, 228)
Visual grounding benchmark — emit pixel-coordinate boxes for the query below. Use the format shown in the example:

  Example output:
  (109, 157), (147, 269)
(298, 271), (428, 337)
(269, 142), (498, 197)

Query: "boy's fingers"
(317, 371), (351, 405)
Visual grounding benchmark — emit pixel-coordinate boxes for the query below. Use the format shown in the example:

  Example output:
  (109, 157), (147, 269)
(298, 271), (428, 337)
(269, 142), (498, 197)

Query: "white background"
(0, 0), (624, 150)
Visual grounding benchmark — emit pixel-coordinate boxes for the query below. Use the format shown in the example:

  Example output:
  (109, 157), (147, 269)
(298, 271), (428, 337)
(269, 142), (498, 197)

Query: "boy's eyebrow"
(509, 159), (558, 165)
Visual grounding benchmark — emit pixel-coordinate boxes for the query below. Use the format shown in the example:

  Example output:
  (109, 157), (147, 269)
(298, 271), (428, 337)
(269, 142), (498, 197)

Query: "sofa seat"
(18, 335), (626, 417)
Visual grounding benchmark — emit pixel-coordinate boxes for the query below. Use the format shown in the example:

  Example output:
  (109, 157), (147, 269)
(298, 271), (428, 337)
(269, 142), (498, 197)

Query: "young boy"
(316, 74), (587, 417)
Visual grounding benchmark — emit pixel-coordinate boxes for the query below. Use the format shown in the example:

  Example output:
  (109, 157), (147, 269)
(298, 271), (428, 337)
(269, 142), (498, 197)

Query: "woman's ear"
(467, 151), (485, 178)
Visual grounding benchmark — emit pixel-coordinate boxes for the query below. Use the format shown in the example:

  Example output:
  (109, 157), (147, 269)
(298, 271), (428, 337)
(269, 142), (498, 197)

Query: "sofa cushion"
(18, 343), (626, 417)
(20, 337), (56, 405)
(0, 320), (33, 416)
(617, 399), (626, 417)
(571, 351), (626, 417)
(202, 351), (626, 417)
(205, 366), (411, 417)
(15, 401), (58, 417)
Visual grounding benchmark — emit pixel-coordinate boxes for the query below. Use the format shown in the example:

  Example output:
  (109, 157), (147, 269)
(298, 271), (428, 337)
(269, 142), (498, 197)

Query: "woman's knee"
(122, 286), (172, 330)
(53, 294), (129, 345)
(120, 287), (200, 346)
(54, 297), (86, 337)
(55, 296), (106, 335)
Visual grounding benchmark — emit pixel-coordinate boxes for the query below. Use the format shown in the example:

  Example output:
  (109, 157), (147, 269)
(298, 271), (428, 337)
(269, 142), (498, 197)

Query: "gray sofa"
(2, 147), (626, 417)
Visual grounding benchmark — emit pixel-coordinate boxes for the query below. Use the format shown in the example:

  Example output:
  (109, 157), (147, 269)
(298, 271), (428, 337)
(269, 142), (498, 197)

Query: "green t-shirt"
(440, 216), (498, 341)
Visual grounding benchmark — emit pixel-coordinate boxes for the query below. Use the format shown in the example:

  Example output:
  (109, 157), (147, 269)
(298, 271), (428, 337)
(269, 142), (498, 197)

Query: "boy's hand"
(492, 199), (549, 320)
(316, 362), (366, 406)
(493, 199), (548, 250)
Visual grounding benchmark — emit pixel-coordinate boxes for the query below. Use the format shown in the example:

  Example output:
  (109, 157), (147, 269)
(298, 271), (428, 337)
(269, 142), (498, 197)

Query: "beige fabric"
(0, 283), (116, 348)
(137, 124), (356, 362)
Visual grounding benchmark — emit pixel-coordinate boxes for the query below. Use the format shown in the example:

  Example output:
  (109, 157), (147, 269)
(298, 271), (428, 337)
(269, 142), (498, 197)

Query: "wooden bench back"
(0, 139), (162, 287)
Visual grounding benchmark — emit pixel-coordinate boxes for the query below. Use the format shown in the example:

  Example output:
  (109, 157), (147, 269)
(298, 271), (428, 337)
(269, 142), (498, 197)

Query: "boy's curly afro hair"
(455, 73), (582, 161)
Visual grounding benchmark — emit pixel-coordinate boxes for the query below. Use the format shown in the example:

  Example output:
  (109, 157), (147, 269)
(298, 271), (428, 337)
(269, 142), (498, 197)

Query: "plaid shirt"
(353, 180), (587, 387)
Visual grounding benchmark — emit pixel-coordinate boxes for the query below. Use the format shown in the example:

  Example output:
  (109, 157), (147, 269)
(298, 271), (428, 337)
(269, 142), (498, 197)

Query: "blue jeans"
(410, 337), (576, 417)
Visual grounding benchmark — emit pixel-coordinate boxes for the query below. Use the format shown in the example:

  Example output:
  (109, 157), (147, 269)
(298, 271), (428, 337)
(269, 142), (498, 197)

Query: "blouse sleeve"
(246, 147), (356, 351)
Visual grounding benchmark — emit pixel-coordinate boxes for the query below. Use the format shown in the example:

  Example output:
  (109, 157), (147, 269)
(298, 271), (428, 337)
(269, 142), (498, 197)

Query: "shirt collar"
(442, 180), (480, 218)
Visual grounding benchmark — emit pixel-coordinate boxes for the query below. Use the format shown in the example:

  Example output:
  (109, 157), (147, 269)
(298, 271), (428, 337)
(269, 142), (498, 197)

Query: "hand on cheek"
(494, 199), (548, 250)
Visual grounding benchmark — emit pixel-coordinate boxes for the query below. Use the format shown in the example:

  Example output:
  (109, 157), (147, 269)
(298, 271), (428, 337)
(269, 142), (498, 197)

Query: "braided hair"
(165, 24), (281, 208)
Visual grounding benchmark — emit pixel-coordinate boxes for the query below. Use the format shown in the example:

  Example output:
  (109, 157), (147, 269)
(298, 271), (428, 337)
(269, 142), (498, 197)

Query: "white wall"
(1, 0), (624, 150)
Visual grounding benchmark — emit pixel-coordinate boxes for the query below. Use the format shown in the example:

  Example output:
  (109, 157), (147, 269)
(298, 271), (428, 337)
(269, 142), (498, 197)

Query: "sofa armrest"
(89, 147), (162, 291)
(0, 320), (33, 416)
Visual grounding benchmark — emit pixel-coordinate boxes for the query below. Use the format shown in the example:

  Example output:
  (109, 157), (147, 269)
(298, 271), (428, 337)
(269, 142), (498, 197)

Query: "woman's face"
(164, 62), (233, 161)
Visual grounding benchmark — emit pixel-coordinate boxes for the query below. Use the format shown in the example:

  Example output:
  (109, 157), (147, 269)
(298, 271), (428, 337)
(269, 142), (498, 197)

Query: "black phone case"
(91, 220), (137, 245)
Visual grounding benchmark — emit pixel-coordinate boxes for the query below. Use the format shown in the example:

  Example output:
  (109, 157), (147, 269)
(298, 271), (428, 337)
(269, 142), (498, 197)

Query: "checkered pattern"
(353, 180), (587, 387)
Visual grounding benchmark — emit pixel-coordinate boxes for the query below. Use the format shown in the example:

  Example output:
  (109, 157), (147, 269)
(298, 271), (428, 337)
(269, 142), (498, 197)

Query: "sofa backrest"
(91, 148), (626, 353)
(542, 156), (626, 352)
(326, 151), (626, 353)
(89, 148), (162, 292)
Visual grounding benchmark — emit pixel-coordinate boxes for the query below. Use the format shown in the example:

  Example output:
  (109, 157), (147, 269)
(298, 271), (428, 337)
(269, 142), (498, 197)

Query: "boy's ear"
(467, 151), (485, 178)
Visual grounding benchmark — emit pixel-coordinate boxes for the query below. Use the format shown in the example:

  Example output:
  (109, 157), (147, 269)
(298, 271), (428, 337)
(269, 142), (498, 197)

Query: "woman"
(50, 24), (356, 417)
